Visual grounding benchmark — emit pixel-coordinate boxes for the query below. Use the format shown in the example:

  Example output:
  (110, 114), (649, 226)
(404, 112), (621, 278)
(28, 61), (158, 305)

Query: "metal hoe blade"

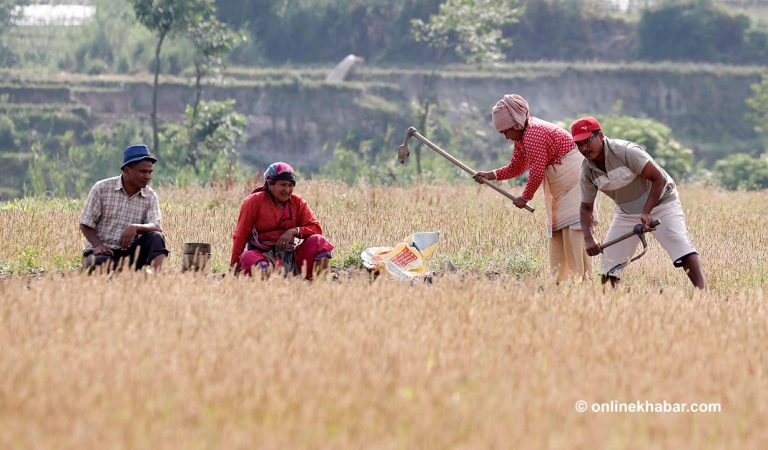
(397, 143), (410, 164)
(397, 127), (415, 164)
(599, 218), (661, 273)
(599, 219), (661, 251)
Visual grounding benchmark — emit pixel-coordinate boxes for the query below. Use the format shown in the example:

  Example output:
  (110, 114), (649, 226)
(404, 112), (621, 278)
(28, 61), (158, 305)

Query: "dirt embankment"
(1, 64), (764, 190)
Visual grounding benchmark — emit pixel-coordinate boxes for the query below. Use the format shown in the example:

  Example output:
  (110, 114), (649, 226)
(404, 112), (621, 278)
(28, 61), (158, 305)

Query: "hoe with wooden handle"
(599, 218), (661, 251)
(598, 218), (661, 272)
(397, 126), (534, 213)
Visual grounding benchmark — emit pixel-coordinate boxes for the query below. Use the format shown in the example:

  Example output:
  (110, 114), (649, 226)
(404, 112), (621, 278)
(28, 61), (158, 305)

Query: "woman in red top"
(473, 94), (591, 282)
(230, 162), (334, 278)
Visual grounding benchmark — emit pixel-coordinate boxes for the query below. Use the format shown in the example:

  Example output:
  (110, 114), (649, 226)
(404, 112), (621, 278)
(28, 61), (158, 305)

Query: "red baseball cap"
(570, 116), (601, 142)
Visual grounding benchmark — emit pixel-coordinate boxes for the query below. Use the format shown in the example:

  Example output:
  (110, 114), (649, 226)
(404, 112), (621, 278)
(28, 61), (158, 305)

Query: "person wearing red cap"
(571, 116), (705, 289)
(474, 94), (592, 283)
(230, 162), (334, 279)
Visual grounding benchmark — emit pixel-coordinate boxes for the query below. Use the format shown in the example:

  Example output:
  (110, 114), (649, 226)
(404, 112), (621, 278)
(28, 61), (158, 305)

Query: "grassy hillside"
(1, 61), (767, 201)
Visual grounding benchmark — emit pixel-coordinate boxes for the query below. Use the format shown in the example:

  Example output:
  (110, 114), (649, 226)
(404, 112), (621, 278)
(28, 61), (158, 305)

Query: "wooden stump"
(182, 242), (211, 272)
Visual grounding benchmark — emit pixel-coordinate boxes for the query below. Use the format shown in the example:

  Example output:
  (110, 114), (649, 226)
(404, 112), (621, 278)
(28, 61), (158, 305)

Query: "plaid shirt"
(80, 175), (162, 251)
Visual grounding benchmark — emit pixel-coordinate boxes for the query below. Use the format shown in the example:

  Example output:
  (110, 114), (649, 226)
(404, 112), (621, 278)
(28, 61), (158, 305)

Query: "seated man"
(230, 162), (333, 279)
(80, 144), (169, 272)
(572, 116), (705, 289)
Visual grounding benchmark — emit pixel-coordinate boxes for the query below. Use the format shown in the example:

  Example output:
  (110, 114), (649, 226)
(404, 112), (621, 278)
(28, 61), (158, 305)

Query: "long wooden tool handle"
(599, 218), (661, 250)
(411, 130), (535, 213)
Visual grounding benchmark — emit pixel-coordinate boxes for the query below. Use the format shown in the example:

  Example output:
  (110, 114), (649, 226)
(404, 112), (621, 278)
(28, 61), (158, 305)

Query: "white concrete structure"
(14, 4), (96, 27)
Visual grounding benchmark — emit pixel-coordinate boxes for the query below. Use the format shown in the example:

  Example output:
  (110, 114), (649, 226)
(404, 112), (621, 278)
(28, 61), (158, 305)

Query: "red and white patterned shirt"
(493, 116), (576, 201)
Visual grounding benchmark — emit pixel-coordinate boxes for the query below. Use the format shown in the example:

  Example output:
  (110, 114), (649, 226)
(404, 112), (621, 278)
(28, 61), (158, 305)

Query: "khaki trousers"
(542, 148), (592, 282)
(549, 227), (591, 283)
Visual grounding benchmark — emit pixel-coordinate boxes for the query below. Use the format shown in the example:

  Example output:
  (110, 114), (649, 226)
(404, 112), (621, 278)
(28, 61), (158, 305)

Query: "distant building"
(326, 55), (365, 83)
(13, 2), (95, 27)
(604, 0), (768, 13)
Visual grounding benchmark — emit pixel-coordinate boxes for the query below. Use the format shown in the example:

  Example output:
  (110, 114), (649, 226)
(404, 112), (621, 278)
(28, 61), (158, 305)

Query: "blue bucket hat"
(121, 144), (157, 169)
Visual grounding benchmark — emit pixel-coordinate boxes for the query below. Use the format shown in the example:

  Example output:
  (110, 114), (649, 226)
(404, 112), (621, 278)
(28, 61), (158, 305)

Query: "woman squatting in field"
(473, 94), (593, 283)
(230, 162), (334, 279)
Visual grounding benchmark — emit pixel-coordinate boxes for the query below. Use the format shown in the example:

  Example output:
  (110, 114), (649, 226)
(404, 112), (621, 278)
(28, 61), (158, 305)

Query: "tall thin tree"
(187, 17), (244, 120)
(130, 0), (212, 156)
(411, 0), (521, 174)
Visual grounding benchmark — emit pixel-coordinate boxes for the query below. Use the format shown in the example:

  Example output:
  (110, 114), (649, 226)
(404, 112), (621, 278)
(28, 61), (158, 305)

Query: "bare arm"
(80, 224), (112, 255)
(473, 170), (496, 183)
(474, 144), (527, 184)
(639, 161), (666, 230)
(118, 223), (163, 250)
(133, 223), (162, 234)
(276, 226), (301, 251)
(580, 201), (601, 256)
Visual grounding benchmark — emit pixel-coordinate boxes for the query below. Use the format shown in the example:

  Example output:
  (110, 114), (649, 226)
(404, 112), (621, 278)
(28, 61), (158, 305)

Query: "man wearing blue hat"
(79, 144), (169, 272)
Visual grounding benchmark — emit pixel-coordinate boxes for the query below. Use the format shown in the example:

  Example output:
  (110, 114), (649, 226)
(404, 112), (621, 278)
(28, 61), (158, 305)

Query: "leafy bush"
(160, 99), (247, 186)
(23, 118), (151, 197)
(504, 0), (633, 61)
(7, 99), (247, 197)
(317, 113), (480, 187)
(588, 115), (694, 181)
(219, 0), (439, 65)
(713, 153), (768, 191)
(331, 242), (367, 270)
(84, 58), (110, 75)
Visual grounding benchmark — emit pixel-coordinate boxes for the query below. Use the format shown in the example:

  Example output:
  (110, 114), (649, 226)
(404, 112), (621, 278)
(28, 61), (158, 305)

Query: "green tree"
(504, 0), (621, 61)
(598, 116), (695, 181)
(161, 99), (246, 186)
(412, 0), (519, 67)
(0, 0), (27, 27)
(560, 115), (695, 181)
(636, 0), (760, 64)
(129, 0), (213, 157)
(318, 107), (476, 186)
(713, 153), (768, 191)
(410, 0), (521, 174)
(22, 119), (151, 197)
(0, 0), (29, 63)
(187, 17), (244, 119)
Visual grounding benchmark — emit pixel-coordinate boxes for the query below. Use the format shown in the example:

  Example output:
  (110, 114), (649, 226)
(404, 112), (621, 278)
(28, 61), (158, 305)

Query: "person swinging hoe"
(572, 116), (705, 289)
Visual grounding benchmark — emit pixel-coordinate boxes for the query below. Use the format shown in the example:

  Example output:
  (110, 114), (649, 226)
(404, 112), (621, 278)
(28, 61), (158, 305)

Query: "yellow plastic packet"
(361, 232), (439, 279)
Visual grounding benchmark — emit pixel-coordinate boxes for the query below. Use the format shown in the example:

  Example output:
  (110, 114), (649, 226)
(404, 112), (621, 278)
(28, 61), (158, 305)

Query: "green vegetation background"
(1, 0), (768, 198)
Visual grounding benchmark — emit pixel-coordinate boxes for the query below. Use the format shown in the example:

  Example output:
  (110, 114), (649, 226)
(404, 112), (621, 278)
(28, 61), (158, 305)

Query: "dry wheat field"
(1, 181), (767, 449)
